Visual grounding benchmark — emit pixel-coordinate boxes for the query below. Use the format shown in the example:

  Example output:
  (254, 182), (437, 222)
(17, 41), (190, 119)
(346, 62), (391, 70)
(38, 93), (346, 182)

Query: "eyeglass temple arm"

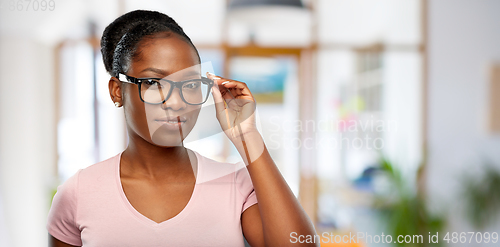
(117, 73), (139, 84)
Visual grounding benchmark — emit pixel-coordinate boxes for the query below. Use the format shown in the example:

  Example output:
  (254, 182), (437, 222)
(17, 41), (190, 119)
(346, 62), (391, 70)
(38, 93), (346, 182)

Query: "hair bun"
(100, 10), (197, 76)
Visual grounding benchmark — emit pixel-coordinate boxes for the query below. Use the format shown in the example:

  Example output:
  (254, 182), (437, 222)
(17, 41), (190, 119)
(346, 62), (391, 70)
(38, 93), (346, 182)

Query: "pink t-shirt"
(46, 150), (258, 246)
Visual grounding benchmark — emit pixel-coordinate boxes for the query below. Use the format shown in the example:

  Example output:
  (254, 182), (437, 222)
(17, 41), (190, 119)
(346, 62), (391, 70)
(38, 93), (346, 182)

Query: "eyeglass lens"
(141, 79), (210, 104)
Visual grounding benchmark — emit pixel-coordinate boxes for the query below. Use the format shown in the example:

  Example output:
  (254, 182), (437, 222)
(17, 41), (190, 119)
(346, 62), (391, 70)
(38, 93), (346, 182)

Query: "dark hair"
(100, 10), (200, 77)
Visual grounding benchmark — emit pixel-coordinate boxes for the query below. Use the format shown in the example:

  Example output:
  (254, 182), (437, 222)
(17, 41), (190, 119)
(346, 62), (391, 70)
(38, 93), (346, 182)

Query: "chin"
(144, 107), (200, 146)
(149, 121), (193, 147)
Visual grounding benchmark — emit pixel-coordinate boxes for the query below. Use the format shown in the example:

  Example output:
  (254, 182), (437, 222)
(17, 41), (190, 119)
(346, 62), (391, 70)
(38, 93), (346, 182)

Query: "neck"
(121, 129), (192, 180)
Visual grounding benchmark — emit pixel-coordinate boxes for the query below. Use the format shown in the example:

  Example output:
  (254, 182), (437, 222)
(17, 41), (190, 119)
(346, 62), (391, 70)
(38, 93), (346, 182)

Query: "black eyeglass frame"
(117, 73), (214, 105)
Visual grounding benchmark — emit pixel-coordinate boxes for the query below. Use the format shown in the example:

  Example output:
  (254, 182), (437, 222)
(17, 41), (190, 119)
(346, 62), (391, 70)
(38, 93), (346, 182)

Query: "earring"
(114, 102), (121, 107)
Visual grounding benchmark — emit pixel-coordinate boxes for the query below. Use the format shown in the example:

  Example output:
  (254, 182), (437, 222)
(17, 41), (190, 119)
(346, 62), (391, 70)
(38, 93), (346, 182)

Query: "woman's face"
(121, 33), (202, 147)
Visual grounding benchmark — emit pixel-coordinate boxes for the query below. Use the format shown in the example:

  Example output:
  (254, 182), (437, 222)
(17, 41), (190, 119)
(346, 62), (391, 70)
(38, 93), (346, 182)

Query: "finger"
(206, 72), (236, 103)
(207, 72), (254, 100)
(206, 73), (256, 107)
(226, 87), (252, 109)
(207, 73), (234, 130)
(222, 88), (242, 108)
(221, 84), (236, 102)
(207, 72), (223, 95)
(206, 72), (241, 92)
(206, 72), (223, 82)
(207, 73), (225, 109)
(210, 81), (226, 115)
(220, 80), (247, 91)
(220, 81), (254, 101)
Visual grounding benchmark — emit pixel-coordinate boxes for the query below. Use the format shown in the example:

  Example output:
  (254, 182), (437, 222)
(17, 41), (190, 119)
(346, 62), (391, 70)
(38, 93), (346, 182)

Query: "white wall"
(0, 38), (56, 247)
(427, 0), (500, 238)
(317, 0), (421, 45)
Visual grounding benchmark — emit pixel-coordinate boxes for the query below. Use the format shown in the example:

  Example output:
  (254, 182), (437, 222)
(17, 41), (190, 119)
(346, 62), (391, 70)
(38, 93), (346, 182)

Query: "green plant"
(373, 157), (445, 246)
(461, 162), (500, 229)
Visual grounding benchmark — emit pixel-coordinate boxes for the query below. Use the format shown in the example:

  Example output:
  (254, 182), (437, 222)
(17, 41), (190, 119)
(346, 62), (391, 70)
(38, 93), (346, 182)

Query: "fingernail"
(208, 72), (220, 79)
(222, 81), (230, 85)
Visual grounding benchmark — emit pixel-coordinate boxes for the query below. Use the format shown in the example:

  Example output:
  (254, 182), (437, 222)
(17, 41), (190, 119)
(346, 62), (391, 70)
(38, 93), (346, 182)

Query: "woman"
(47, 10), (317, 247)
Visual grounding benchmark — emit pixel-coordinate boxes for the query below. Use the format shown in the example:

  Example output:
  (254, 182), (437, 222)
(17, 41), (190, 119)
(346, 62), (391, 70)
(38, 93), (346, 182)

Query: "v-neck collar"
(115, 149), (202, 228)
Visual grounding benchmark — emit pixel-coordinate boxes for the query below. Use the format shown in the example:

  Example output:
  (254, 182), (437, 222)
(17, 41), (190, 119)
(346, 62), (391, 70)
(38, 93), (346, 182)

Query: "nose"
(161, 87), (186, 111)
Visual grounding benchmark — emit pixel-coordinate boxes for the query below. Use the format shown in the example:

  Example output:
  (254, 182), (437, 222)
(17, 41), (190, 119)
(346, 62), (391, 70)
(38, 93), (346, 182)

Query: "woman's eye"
(144, 79), (160, 86)
(184, 82), (200, 89)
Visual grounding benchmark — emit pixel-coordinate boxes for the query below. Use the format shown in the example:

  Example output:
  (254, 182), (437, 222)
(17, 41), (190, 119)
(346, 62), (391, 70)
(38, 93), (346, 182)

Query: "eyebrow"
(140, 67), (201, 78)
(140, 67), (168, 77)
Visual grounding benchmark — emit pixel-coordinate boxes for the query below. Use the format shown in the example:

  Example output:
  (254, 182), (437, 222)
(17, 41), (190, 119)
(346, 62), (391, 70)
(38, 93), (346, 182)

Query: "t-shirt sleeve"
(235, 162), (258, 213)
(46, 169), (83, 246)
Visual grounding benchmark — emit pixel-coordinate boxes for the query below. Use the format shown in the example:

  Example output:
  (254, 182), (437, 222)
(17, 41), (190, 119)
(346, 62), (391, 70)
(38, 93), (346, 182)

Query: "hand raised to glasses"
(206, 72), (258, 144)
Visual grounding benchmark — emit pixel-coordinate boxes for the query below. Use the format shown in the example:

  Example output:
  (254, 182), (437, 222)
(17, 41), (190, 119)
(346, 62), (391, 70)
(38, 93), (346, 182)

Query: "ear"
(109, 77), (123, 106)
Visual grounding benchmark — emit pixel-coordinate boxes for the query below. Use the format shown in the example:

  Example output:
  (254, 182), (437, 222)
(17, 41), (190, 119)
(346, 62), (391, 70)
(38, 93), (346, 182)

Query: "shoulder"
(191, 150), (248, 184)
(79, 152), (120, 176)
(75, 152), (121, 186)
(51, 168), (82, 207)
(52, 152), (121, 197)
(47, 168), (83, 245)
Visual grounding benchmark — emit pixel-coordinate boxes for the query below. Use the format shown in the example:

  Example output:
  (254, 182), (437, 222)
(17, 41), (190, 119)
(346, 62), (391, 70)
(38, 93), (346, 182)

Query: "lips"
(155, 116), (186, 122)
(154, 116), (187, 129)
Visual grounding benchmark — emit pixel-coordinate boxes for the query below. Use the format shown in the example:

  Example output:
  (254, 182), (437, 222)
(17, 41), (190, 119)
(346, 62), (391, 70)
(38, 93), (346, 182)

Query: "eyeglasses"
(117, 73), (214, 105)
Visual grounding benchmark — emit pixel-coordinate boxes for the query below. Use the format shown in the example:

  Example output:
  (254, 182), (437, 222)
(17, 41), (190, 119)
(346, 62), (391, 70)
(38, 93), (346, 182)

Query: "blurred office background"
(1, 0), (500, 246)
